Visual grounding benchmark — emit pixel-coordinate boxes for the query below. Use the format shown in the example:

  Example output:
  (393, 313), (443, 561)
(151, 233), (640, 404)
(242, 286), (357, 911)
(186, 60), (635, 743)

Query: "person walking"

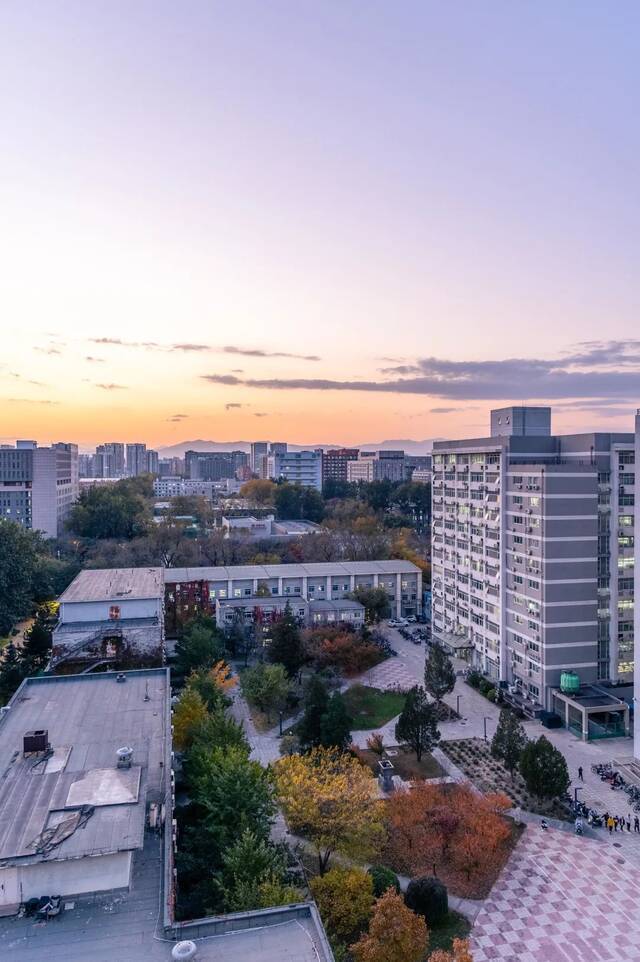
(607, 815), (615, 834)
(627, 816), (632, 832)
(578, 766), (584, 781)
(634, 815), (640, 833)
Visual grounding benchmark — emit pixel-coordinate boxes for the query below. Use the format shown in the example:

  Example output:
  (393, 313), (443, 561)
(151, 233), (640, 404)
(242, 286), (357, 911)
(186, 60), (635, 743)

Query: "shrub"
(279, 734), (300, 756)
(479, 679), (492, 696)
(404, 876), (448, 926)
(487, 689), (497, 702)
(466, 671), (482, 689)
(366, 732), (385, 755)
(311, 867), (374, 942)
(368, 865), (401, 898)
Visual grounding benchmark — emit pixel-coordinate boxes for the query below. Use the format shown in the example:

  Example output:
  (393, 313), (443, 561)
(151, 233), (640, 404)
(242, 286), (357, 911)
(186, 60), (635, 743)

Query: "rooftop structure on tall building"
(431, 406), (635, 717)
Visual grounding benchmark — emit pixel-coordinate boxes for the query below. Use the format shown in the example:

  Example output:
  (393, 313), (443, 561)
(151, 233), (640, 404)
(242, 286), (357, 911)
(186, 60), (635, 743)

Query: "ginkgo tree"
(274, 747), (385, 875)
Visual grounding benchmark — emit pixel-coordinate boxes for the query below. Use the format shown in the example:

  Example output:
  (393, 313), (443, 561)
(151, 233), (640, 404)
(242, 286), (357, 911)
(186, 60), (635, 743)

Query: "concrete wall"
(60, 598), (161, 623)
(0, 851), (132, 908)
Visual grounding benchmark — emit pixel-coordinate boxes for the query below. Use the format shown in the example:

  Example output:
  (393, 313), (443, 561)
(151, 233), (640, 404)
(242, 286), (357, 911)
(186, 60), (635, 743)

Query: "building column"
(227, 579), (233, 599)
(326, 575), (331, 597)
(582, 708), (589, 742)
(349, 575), (356, 592)
(396, 573), (402, 616)
(302, 576), (308, 599)
(253, 578), (259, 594)
(278, 576), (283, 595)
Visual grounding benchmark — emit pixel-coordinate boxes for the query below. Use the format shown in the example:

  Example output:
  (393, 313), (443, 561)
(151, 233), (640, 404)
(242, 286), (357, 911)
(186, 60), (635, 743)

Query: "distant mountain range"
(157, 438), (437, 458)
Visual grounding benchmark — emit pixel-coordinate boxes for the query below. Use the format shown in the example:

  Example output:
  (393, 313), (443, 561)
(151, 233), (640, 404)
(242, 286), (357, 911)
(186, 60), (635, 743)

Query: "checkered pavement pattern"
(471, 827), (640, 962)
(364, 659), (416, 691)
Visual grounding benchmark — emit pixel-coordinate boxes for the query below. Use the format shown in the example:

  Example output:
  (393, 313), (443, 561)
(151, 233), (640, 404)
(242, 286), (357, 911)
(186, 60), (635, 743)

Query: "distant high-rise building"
(0, 441), (79, 538)
(185, 450), (249, 481)
(322, 448), (359, 486)
(145, 449), (159, 475)
(126, 443), (147, 477)
(269, 442), (288, 455)
(78, 453), (94, 478)
(250, 442), (269, 474)
(159, 457), (184, 478)
(95, 443), (126, 477)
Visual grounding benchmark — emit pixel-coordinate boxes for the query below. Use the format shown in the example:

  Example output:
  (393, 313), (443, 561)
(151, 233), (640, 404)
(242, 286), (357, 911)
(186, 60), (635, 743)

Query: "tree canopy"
(66, 477), (152, 539)
(519, 735), (570, 800)
(395, 686), (440, 761)
(424, 644), (456, 707)
(350, 586), (391, 624)
(0, 521), (47, 635)
(351, 888), (428, 962)
(267, 603), (305, 676)
(491, 707), (527, 780)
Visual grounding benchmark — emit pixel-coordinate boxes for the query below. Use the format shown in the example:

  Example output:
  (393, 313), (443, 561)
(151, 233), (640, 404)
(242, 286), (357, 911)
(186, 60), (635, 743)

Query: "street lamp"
(483, 716), (491, 742)
(279, 711), (284, 737)
(456, 694), (461, 716)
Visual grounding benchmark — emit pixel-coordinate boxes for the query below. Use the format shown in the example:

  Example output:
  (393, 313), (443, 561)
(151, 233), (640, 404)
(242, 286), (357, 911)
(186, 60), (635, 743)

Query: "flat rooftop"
(59, 567), (164, 603)
(0, 670), (168, 866)
(165, 559), (421, 582)
(554, 684), (625, 708)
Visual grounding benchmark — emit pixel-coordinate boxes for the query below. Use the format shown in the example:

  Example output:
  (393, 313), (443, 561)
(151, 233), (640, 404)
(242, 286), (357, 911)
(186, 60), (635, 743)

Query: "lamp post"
(456, 694), (461, 716)
(279, 711), (284, 737)
(483, 716), (491, 742)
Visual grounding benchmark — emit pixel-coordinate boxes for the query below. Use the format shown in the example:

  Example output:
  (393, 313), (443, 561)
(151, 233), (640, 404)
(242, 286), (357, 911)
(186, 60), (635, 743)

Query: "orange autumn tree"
(430, 938), (474, 962)
(386, 782), (511, 889)
(210, 659), (236, 692)
(351, 889), (428, 962)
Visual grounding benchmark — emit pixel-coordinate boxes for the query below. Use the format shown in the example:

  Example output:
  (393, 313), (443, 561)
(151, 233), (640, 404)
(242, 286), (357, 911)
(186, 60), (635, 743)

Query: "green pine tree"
(519, 735), (570, 801)
(423, 644), (456, 711)
(267, 603), (305, 677)
(0, 642), (27, 705)
(395, 686), (440, 761)
(491, 707), (527, 780)
(297, 675), (330, 750)
(320, 693), (353, 750)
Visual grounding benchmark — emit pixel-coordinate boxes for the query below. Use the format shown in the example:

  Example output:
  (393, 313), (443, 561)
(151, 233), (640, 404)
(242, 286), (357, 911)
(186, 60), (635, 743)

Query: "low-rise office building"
(221, 514), (322, 539)
(347, 450), (405, 483)
(266, 450), (323, 490)
(215, 595), (365, 630)
(52, 567), (164, 671)
(165, 560), (422, 635)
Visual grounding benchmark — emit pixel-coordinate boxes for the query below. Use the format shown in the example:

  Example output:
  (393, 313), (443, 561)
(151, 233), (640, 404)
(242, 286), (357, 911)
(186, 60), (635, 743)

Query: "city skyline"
(2, 2), (639, 445)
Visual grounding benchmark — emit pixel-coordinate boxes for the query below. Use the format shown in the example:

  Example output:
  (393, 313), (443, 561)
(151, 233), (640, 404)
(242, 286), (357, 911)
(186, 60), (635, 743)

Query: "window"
(619, 473), (635, 485)
(528, 579), (540, 590)
(513, 535), (523, 545)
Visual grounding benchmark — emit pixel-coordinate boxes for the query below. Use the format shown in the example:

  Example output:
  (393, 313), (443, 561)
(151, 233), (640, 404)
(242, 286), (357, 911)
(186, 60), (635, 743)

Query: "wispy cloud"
(166, 413), (189, 422)
(225, 403), (243, 410)
(35, 345), (62, 356)
(85, 356), (105, 363)
(10, 373), (47, 387)
(254, 412), (268, 418)
(87, 338), (320, 361)
(6, 398), (59, 405)
(201, 341), (640, 401)
(95, 383), (128, 391)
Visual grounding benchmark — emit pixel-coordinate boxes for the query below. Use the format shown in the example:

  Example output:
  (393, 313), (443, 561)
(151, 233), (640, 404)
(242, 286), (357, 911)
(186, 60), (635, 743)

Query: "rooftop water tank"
(172, 942), (197, 961)
(560, 671), (580, 695)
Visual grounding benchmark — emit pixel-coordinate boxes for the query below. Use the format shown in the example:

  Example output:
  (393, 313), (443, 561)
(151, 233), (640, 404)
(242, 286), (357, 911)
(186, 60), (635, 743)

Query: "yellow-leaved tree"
(210, 659), (236, 692)
(310, 867), (374, 943)
(274, 747), (385, 875)
(351, 888), (428, 962)
(172, 687), (208, 752)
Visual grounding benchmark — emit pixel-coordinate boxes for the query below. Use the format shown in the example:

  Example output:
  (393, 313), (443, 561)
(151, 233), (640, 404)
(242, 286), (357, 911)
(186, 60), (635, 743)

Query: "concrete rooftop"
(59, 567), (164, 603)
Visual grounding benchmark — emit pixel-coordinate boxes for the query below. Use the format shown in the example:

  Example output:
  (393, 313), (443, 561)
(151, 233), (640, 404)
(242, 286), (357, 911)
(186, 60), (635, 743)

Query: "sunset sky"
(2, 2), (639, 451)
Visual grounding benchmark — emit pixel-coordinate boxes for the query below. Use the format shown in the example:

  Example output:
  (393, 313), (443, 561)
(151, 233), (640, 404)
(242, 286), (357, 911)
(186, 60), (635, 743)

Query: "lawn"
(343, 684), (406, 729)
(427, 910), (471, 957)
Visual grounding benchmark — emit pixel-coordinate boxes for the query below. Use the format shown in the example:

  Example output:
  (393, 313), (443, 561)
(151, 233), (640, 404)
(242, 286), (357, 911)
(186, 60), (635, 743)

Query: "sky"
(1, 1), (639, 450)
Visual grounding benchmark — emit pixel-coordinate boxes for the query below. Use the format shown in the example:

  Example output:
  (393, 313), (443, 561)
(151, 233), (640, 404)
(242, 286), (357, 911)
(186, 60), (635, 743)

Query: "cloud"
(220, 346), (321, 361)
(87, 339), (320, 360)
(201, 341), (640, 401)
(6, 398), (59, 405)
(166, 413), (189, 422)
(95, 383), (128, 390)
(10, 373), (47, 386)
(225, 403), (243, 410)
(35, 346), (61, 356)
(231, 369), (244, 373)
(254, 412), (268, 417)
(85, 356), (105, 363)
(430, 407), (457, 414)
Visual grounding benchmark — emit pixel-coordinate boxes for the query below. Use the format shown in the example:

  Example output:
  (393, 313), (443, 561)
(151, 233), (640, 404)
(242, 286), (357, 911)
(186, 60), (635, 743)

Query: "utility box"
(23, 730), (49, 754)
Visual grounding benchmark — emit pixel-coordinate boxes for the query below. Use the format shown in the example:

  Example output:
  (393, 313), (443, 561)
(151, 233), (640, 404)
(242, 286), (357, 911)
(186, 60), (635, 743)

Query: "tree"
(350, 586), (391, 624)
(268, 603), (305, 677)
(297, 674), (330, 750)
(21, 603), (55, 674)
(491, 707), (527, 780)
(173, 687), (209, 751)
(186, 665), (232, 713)
(320, 692), (353, 751)
(191, 745), (275, 855)
(395, 686), (440, 761)
(274, 747), (385, 875)
(0, 643), (27, 705)
(424, 644), (456, 711)
(274, 483), (303, 520)
(350, 888), (428, 962)
(241, 663), (290, 721)
(368, 865), (400, 898)
(66, 478), (151, 538)
(311, 867), (374, 942)
(301, 487), (325, 523)
(174, 617), (225, 678)
(0, 521), (45, 636)
(519, 735), (570, 801)
(404, 876), (448, 926)
(239, 479), (277, 505)
(430, 939), (474, 962)
(218, 829), (289, 912)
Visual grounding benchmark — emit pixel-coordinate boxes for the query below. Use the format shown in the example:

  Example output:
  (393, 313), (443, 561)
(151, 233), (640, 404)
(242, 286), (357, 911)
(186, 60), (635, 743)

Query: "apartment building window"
(513, 575), (523, 586)
(619, 452), (635, 465)
(618, 556), (634, 570)
(619, 473), (635, 485)
(513, 535), (524, 545)
(528, 684), (540, 697)
(619, 495), (635, 507)
(528, 579), (540, 590)
(513, 516), (524, 526)
(530, 497), (540, 507)
(527, 619), (538, 630)
(619, 535), (634, 547)
(619, 577), (634, 591)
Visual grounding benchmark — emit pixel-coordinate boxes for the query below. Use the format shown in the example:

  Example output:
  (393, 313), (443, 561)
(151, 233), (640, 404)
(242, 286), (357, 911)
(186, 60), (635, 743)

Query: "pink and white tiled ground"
(471, 826), (640, 962)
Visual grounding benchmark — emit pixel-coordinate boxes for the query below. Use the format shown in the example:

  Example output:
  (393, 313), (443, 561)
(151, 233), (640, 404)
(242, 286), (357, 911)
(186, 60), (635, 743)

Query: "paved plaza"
(471, 825), (640, 962)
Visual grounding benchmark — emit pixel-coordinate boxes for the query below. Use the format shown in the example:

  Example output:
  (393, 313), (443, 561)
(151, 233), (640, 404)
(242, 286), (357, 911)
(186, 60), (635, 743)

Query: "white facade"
(347, 450), (406, 483)
(267, 450), (322, 490)
(153, 478), (240, 498)
(0, 442), (79, 539)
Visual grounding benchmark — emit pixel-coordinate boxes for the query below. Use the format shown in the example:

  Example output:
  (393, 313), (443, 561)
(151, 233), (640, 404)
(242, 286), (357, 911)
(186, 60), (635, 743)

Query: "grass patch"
(343, 684), (406, 729)
(427, 910), (471, 957)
